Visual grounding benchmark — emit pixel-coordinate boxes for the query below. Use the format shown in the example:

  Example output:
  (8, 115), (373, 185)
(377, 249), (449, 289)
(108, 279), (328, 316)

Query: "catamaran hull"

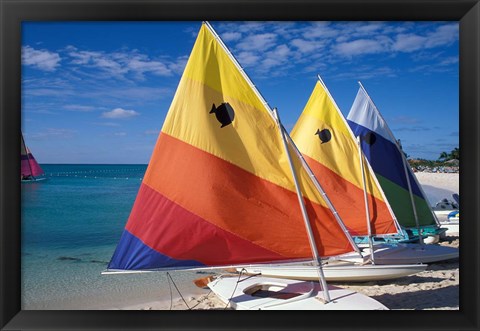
(208, 276), (388, 310)
(357, 243), (459, 265)
(240, 262), (427, 282)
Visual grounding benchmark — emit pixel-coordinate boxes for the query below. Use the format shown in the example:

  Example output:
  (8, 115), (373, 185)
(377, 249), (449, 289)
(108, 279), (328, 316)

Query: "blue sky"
(22, 21), (459, 163)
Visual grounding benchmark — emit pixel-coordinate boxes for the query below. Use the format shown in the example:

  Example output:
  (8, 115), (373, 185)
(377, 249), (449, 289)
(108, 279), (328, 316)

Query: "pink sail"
(21, 133), (45, 179)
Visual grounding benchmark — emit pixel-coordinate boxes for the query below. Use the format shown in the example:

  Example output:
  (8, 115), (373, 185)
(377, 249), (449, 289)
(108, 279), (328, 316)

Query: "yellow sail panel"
(160, 24), (322, 204)
(161, 73), (300, 195)
(182, 24), (267, 113)
(292, 81), (383, 198)
(291, 80), (397, 236)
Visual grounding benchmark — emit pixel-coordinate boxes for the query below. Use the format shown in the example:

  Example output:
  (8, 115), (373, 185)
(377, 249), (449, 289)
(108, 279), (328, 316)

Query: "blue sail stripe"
(347, 120), (424, 198)
(108, 230), (204, 270)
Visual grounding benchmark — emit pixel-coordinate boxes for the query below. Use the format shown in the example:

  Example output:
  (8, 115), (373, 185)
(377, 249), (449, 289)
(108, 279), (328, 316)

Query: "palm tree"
(438, 151), (449, 161)
(438, 148), (459, 162)
(449, 147), (459, 160)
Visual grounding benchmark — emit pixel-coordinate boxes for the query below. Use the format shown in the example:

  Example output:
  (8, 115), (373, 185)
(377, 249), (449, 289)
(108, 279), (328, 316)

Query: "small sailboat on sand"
(21, 132), (45, 182)
(347, 82), (446, 242)
(344, 82), (458, 263)
(208, 275), (387, 310)
(104, 22), (389, 310)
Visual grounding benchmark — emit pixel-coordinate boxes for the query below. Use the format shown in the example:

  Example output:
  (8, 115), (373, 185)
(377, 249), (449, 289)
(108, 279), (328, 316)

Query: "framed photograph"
(1, 0), (478, 330)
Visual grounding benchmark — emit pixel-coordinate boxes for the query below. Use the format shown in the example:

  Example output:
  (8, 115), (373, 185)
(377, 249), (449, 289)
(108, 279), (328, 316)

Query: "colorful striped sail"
(21, 133), (45, 179)
(291, 78), (399, 237)
(107, 23), (354, 271)
(346, 84), (437, 229)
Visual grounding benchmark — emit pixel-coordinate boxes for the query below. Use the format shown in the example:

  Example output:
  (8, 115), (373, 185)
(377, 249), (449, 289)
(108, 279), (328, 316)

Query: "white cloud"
(354, 22), (384, 35)
(169, 55), (189, 75)
(290, 39), (322, 53)
(393, 24), (458, 53)
(271, 44), (290, 58)
(334, 39), (388, 57)
(222, 32), (242, 42)
(127, 57), (172, 79)
(237, 51), (261, 66)
(332, 66), (396, 80)
(64, 105), (95, 112)
(66, 47), (174, 79)
(235, 22), (268, 34)
(236, 33), (277, 51)
(393, 34), (427, 52)
(260, 45), (291, 71)
(439, 56), (458, 66)
(29, 128), (75, 140)
(391, 116), (420, 125)
(94, 57), (124, 73)
(102, 108), (139, 119)
(302, 22), (338, 39)
(425, 24), (458, 48)
(68, 49), (102, 65)
(22, 46), (61, 71)
(93, 122), (120, 127)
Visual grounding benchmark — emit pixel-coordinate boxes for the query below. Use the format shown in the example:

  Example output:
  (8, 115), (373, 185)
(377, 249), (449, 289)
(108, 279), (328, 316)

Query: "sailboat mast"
(273, 108), (331, 303)
(283, 131), (363, 256)
(358, 82), (424, 246)
(356, 136), (375, 263)
(399, 148), (424, 246)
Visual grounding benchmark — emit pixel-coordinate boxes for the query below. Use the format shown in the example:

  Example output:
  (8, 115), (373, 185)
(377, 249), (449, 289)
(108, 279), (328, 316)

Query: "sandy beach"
(107, 172), (459, 311)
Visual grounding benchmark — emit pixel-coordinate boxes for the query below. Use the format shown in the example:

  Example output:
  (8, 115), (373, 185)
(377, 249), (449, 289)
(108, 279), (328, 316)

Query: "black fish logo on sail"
(315, 129), (331, 144)
(210, 102), (235, 128)
(361, 132), (376, 145)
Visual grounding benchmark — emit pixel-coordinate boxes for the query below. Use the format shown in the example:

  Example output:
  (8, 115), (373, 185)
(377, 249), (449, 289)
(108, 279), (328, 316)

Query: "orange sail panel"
(291, 80), (398, 237)
(108, 24), (354, 271)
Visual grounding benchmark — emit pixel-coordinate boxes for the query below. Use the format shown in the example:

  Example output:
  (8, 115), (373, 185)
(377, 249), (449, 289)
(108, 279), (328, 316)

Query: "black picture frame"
(1, 0), (479, 330)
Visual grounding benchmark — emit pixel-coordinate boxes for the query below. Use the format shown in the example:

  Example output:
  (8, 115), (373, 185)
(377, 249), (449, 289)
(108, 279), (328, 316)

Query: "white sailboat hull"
(439, 220), (459, 235)
(434, 210), (459, 235)
(208, 275), (388, 310)
(240, 261), (426, 282)
(21, 177), (47, 183)
(434, 209), (456, 217)
(433, 207), (459, 235)
(355, 243), (459, 265)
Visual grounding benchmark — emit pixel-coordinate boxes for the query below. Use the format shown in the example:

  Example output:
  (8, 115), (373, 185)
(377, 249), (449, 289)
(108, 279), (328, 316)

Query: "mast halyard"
(283, 130), (363, 257)
(357, 136), (375, 264)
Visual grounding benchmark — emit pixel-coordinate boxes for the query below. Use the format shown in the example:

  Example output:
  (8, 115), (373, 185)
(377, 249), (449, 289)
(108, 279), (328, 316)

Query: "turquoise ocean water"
(21, 164), (206, 310)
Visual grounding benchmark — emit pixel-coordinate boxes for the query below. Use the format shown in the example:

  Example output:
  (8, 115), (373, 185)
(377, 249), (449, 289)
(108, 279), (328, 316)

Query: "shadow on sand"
(371, 284), (459, 310)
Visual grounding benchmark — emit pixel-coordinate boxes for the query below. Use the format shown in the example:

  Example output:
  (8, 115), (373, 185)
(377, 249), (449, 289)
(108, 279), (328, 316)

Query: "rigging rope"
(166, 272), (191, 310)
(224, 268), (247, 310)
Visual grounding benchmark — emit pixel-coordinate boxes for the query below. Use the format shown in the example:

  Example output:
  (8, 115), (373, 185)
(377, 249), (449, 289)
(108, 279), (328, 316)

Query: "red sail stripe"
(126, 184), (288, 265)
(141, 133), (352, 258)
(303, 154), (398, 235)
